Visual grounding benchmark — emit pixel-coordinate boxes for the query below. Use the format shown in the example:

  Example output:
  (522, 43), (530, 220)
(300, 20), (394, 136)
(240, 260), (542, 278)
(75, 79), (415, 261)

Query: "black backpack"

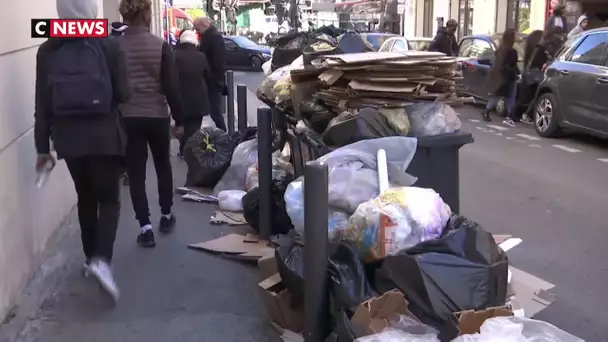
(48, 39), (113, 117)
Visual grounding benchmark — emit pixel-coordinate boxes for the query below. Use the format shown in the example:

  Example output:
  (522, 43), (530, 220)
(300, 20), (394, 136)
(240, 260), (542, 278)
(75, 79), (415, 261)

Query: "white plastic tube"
(377, 149), (389, 194)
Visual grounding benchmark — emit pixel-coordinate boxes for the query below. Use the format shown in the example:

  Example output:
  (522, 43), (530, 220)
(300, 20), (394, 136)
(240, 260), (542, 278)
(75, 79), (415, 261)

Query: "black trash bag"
(271, 33), (309, 71)
(231, 127), (257, 145)
(302, 38), (341, 66)
(374, 214), (509, 329)
(242, 181), (295, 236)
(184, 128), (234, 187)
(300, 100), (336, 133)
(337, 32), (374, 53)
(322, 107), (400, 147)
(328, 242), (377, 316)
(275, 242), (305, 306)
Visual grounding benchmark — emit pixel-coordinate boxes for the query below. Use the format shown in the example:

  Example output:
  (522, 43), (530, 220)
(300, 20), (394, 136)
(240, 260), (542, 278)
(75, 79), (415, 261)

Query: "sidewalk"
(2, 88), (279, 342)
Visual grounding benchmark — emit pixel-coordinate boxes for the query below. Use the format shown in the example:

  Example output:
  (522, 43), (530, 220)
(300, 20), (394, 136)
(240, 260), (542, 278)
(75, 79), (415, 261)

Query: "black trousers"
(66, 156), (121, 262)
(209, 85), (227, 131)
(124, 118), (174, 227)
(179, 116), (203, 155)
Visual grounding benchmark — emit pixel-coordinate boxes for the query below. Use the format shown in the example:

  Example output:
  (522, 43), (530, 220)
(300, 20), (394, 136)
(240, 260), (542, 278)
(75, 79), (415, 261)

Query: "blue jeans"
(486, 81), (518, 120)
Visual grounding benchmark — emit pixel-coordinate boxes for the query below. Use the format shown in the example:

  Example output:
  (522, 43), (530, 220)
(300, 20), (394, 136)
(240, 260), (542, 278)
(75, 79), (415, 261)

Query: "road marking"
(506, 137), (516, 140)
(529, 144), (542, 148)
(494, 132), (503, 136)
(469, 119), (481, 123)
(597, 158), (608, 163)
(552, 144), (581, 153)
(516, 133), (541, 141)
(476, 126), (488, 131)
(487, 124), (508, 131)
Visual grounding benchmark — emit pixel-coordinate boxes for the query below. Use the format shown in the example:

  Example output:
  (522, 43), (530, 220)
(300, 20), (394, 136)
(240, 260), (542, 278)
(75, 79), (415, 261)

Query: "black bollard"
(226, 70), (235, 135)
(303, 161), (329, 342)
(237, 84), (248, 132)
(256, 107), (273, 241)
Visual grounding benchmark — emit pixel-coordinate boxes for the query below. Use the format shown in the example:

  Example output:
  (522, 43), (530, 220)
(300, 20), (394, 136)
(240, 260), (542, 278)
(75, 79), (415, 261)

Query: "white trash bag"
(217, 190), (247, 212)
(355, 329), (439, 342)
(213, 139), (258, 195)
(407, 102), (461, 137)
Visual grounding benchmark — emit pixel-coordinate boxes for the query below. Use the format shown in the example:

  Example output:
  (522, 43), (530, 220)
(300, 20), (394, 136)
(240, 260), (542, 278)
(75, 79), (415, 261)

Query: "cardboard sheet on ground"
(188, 233), (274, 261)
(210, 210), (247, 225)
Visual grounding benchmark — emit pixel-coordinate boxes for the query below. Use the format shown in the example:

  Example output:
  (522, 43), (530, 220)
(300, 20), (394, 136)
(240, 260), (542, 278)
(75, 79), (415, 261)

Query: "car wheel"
(534, 93), (562, 138)
(494, 97), (507, 117)
(250, 56), (263, 71)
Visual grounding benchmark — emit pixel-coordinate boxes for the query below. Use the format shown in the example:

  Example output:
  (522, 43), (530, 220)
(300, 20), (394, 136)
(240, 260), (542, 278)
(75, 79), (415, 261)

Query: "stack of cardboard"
(312, 51), (467, 112)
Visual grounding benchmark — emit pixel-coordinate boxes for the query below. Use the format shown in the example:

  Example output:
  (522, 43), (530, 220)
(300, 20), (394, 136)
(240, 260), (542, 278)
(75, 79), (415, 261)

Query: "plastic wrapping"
(355, 330), (440, 342)
(389, 315), (439, 336)
(245, 152), (294, 191)
(379, 107), (410, 136)
(322, 108), (402, 147)
(275, 242), (305, 306)
(375, 214), (509, 328)
(257, 65), (292, 105)
(452, 316), (584, 342)
(184, 128), (234, 187)
(262, 60), (272, 75)
(344, 187), (452, 262)
(217, 190), (247, 212)
(406, 102), (461, 137)
(213, 139), (258, 195)
(284, 137), (418, 235)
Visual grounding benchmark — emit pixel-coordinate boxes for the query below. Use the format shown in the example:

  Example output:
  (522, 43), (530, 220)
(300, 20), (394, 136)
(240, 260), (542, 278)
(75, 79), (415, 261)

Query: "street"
(234, 71), (608, 341)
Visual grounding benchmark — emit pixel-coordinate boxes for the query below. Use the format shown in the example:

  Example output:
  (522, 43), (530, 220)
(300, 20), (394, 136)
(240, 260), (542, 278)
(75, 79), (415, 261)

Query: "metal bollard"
(237, 84), (248, 132)
(256, 107), (273, 241)
(303, 161), (329, 342)
(226, 70), (235, 135)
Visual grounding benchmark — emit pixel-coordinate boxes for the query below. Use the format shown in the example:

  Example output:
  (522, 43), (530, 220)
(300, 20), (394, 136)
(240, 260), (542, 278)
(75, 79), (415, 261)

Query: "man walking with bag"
(34, 0), (131, 302)
(117, 0), (185, 248)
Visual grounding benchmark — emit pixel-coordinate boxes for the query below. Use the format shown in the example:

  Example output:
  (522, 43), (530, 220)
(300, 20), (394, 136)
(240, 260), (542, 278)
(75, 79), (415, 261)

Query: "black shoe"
(159, 214), (176, 234)
(137, 230), (156, 248)
(481, 111), (492, 122)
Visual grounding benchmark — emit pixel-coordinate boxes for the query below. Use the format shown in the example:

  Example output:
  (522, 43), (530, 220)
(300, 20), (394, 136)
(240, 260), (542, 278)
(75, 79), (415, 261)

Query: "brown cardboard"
(188, 233), (274, 261)
(258, 254), (278, 280)
(350, 290), (413, 337)
(258, 274), (304, 332)
(439, 306), (514, 341)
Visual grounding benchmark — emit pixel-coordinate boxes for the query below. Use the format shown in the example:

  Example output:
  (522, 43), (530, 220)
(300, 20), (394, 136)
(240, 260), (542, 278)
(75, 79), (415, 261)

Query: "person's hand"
(172, 125), (185, 139)
(36, 154), (55, 172)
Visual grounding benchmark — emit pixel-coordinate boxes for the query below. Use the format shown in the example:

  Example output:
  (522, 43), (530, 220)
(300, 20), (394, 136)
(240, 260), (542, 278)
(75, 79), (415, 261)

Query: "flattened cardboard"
(350, 290), (413, 337)
(209, 210), (247, 225)
(258, 274), (304, 332)
(509, 266), (556, 317)
(188, 233), (273, 261)
(258, 254), (278, 280)
(438, 306), (514, 341)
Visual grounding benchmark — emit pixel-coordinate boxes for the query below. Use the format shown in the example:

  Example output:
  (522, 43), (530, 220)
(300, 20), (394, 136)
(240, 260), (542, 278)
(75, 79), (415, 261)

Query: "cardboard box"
(350, 290), (415, 337)
(258, 274), (303, 332)
(438, 306), (514, 341)
(258, 254), (278, 280)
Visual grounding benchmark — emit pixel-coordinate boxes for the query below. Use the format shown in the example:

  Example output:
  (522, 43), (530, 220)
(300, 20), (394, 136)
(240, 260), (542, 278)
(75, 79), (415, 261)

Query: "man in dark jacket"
(193, 17), (227, 131)
(117, 0), (185, 248)
(35, 0), (131, 302)
(428, 19), (459, 56)
(546, 5), (568, 38)
(175, 29), (212, 155)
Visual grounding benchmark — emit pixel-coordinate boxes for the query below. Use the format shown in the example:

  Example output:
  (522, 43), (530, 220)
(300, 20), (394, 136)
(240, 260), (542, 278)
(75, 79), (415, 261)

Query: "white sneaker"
(88, 259), (120, 303)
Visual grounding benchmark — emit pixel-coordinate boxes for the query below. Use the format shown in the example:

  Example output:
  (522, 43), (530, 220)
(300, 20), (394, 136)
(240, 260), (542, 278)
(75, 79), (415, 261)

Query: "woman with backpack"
(480, 28), (520, 127)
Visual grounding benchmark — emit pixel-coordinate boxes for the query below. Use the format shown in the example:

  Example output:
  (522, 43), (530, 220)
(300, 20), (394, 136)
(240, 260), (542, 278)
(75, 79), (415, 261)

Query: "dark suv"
(534, 28), (608, 138)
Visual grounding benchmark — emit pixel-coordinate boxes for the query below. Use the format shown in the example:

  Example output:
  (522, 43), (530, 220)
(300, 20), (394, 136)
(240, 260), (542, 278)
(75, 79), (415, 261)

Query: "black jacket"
(428, 27), (459, 56)
(175, 43), (212, 118)
(198, 26), (226, 87)
(494, 48), (520, 96)
(528, 44), (549, 70)
(34, 38), (131, 159)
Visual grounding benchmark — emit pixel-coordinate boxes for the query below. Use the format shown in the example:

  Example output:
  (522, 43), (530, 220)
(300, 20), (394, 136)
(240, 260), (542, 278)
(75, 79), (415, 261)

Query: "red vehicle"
(163, 6), (195, 42)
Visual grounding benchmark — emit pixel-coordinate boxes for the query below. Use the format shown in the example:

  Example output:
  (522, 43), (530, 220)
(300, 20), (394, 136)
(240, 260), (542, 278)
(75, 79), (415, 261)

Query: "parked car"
(379, 37), (414, 52)
(223, 36), (272, 71)
(457, 33), (527, 116)
(533, 28), (608, 138)
(359, 32), (400, 51)
(409, 37), (434, 51)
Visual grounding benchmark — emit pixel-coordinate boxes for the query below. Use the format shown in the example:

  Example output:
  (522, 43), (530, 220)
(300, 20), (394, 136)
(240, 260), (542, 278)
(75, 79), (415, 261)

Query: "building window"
(458, 0), (473, 37)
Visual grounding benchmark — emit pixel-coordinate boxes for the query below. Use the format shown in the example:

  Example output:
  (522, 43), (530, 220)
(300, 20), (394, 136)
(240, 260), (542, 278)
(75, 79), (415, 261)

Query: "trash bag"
(406, 102), (461, 137)
(328, 242), (377, 315)
(257, 65), (293, 105)
(355, 330), (439, 342)
(302, 38), (341, 65)
(323, 108), (401, 147)
(245, 152), (294, 191)
(390, 315), (439, 336)
(375, 215), (509, 328)
(262, 60), (272, 75)
(344, 187), (452, 262)
(452, 316), (584, 342)
(300, 100), (336, 133)
(379, 107), (410, 136)
(213, 139), (258, 195)
(275, 242), (305, 306)
(184, 128), (234, 187)
(338, 31), (374, 53)
(242, 181), (294, 236)
(284, 137), (418, 235)
(217, 190), (247, 212)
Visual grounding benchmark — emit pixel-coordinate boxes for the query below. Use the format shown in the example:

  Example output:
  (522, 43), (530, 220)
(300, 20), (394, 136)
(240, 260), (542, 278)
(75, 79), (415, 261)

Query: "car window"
(378, 39), (395, 52)
(392, 39), (408, 52)
(224, 39), (237, 50)
(231, 36), (260, 49)
(469, 39), (494, 59)
(569, 33), (608, 66)
(176, 17), (192, 31)
(458, 39), (474, 57)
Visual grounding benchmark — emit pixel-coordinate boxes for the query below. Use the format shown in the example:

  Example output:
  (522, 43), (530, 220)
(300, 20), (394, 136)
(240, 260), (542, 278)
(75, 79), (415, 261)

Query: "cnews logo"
(31, 19), (109, 38)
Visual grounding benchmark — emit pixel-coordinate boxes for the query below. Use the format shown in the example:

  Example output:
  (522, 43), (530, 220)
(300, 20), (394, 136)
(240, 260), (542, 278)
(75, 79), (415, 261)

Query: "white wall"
(432, 0), (450, 34)
(472, 0), (497, 34)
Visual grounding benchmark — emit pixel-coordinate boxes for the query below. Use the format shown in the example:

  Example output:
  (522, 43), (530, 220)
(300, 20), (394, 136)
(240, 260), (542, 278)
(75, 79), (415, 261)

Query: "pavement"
(2, 70), (607, 342)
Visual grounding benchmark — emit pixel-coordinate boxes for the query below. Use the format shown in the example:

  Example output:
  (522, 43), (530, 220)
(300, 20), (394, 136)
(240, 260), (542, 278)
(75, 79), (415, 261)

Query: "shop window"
(570, 33), (608, 66)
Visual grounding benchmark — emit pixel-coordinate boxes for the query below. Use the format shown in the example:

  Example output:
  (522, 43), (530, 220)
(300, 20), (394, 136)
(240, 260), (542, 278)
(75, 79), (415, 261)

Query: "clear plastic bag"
(379, 107), (410, 136)
(407, 102), (461, 137)
(355, 329), (439, 342)
(217, 190), (247, 212)
(213, 139), (258, 195)
(345, 187), (452, 262)
(452, 317), (585, 342)
(245, 152), (294, 191)
(389, 315), (438, 336)
(257, 64), (292, 105)
(262, 60), (272, 75)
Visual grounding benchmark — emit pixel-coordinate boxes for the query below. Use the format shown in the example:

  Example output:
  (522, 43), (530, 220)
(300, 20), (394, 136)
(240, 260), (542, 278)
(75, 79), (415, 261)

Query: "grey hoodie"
(56, 0), (98, 19)
(567, 15), (588, 39)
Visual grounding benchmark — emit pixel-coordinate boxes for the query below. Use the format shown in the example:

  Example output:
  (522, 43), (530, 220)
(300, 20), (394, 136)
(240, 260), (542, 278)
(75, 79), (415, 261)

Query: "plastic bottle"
(35, 160), (55, 189)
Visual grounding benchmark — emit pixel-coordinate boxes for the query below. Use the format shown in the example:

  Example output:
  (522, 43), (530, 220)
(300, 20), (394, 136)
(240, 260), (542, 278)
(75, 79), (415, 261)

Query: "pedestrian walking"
(174, 30), (212, 156)
(428, 19), (459, 56)
(34, 0), (131, 302)
(545, 5), (568, 39)
(567, 14), (589, 39)
(519, 30), (550, 123)
(193, 17), (228, 131)
(481, 28), (520, 127)
(117, 0), (185, 248)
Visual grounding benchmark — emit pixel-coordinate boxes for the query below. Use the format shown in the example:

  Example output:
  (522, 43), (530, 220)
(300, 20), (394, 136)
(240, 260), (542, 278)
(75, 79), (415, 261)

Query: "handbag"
(523, 47), (543, 85)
